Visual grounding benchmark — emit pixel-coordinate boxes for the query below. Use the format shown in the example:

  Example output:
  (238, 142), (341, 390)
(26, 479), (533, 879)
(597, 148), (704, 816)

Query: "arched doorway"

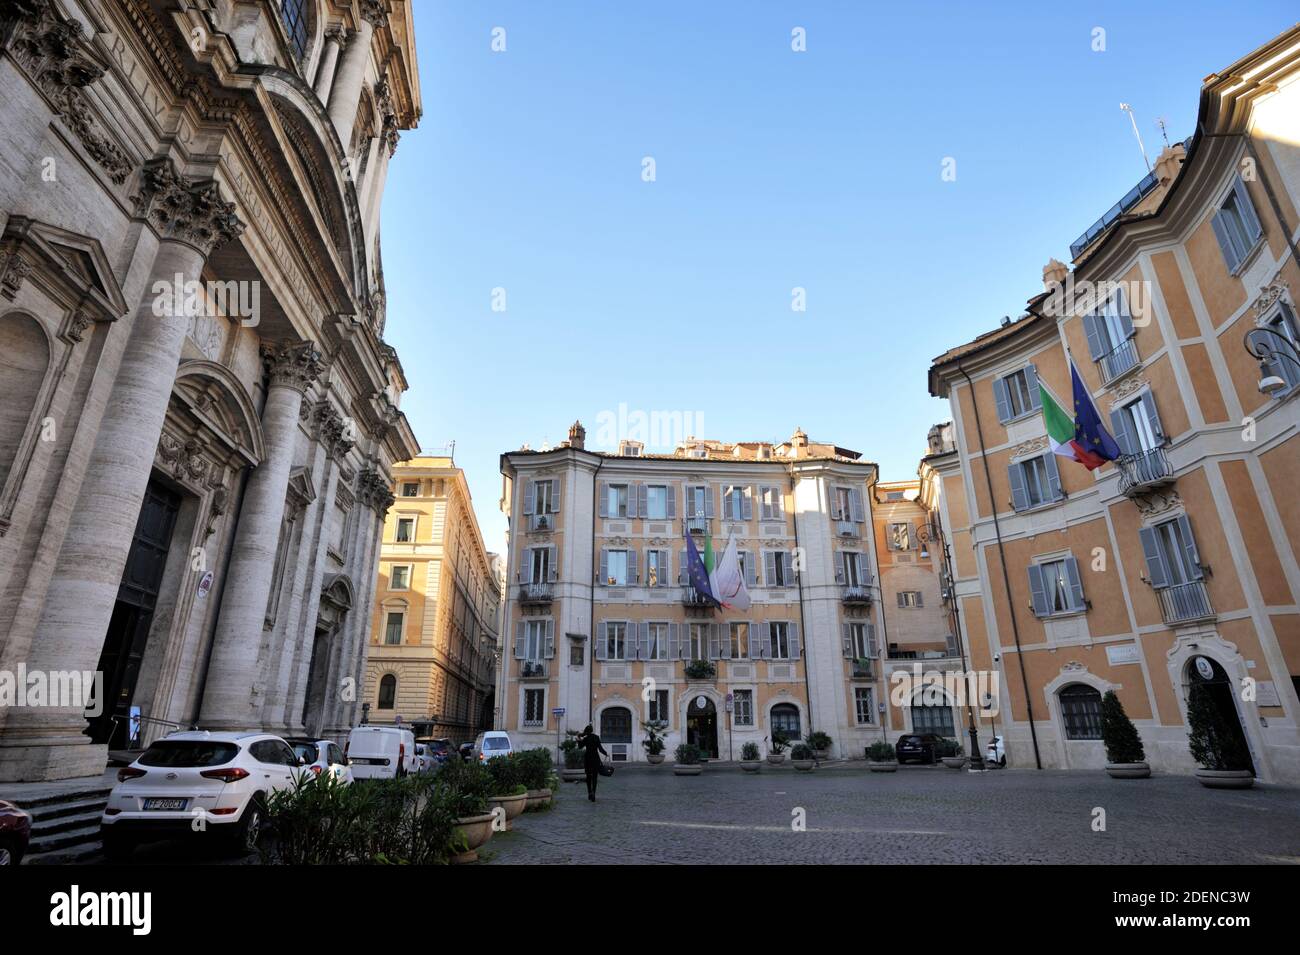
(686, 695), (718, 758)
(1186, 655), (1254, 775)
(911, 694), (958, 737)
(769, 702), (801, 742)
(599, 706), (632, 761)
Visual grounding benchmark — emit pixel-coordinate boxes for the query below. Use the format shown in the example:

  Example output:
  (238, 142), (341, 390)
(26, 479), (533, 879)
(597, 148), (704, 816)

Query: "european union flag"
(684, 530), (717, 606)
(1071, 358), (1121, 469)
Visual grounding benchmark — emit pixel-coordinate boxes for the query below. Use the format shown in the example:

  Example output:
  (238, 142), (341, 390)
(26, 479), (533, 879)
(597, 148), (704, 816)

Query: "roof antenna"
(1120, 103), (1151, 172)
(1155, 116), (1171, 149)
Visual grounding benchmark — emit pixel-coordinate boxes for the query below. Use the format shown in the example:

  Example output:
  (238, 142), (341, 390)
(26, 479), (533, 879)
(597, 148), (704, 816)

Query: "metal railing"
(849, 658), (875, 679)
(1155, 580), (1214, 624)
(519, 659), (548, 680)
(1098, 338), (1139, 382)
(685, 516), (711, 535)
(681, 587), (714, 609)
(518, 582), (554, 603)
(1117, 446), (1174, 495)
(841, 585), (874, 605)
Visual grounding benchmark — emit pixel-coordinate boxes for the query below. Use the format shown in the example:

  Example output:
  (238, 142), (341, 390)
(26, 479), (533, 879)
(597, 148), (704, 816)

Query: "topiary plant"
(866, 740), (896, 762)
(674, 743), (701, 765)
(1101, 690), (1146, 764)
(740, 741), (760, 761)
(806, 731), (832, 751)
(1186, 684), (1251, 772)
(790, 743), (814, 760)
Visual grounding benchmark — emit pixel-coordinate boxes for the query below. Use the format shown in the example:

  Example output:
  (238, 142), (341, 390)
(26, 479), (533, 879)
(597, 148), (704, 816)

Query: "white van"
(345, 726), (418, 780)
(472, 730), (513, 764)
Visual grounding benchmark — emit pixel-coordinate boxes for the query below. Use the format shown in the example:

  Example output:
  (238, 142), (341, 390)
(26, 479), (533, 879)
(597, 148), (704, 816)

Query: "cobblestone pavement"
(478, 764), (1300, 865)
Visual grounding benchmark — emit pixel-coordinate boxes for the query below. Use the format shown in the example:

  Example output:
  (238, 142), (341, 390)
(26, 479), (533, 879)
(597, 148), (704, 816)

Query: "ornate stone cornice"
(1010, 437), (1048, 458)
(132, 158), (244, 257)
(262, 340), (325, 394)
(313, 400), (355, 459)
(324, 22), (349, 48)
(0, 248), (33, 299)
(1252, 281), (1290, 323)
(1134, 488), (1183, 518)
(356, 466), (394, 514)
(1108, 374), (1149, 406)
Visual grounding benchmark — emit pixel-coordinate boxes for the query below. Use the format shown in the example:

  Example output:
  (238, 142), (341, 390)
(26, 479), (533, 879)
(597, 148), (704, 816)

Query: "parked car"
(286, 737), (353, 785)
(896, 733), (944, 764)
(0, 799), (32, 866)
(985, 735), (1007, 767)
(418, 737), (455, 767)
(345, 725), (418, 780)
(472, 730), (513, 764)
(414, 743), (437, 774)
(457, 741), (474, 762)
(100, 731), (306, 859)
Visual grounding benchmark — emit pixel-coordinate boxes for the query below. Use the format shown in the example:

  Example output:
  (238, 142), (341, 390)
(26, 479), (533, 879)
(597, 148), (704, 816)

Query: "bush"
(560, 731), (584, 769)
(516, 748), (554, 790)
(936, 738), (962, 758)
(806, 731), (832, 751)
(790, 743), (814, 760)
(866, 741), (896, 762)
(767, 731), (789, 755)
(486, 752), (527, 796)
(436, 756), (494, 817)
(684, 659), (716, 680)
(674, 743), (701, 765)
(1100, 690), (1146, 764)
(641, 720), (668, 756)
(740, 742), (760, 761)
(1186, 684), (1251, 772)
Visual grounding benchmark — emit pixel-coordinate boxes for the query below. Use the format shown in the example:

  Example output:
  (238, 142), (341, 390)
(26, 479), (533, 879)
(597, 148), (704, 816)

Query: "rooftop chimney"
(1043, 258), (1069, 290)
(568, 420), (586, 450)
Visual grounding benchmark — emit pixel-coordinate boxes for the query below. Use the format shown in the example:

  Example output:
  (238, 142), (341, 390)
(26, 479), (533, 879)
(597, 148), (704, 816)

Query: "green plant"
(560, 730), (584, 769)
(516, 748), (554, 790)
(641, 720), (669, 756)
(806, 731), (832, 751)
(437, 755), (494, 817)
(674, 743), (701, 765)
(1100, 690), (1146, 764)
(936, 737), (962, 759)
(767, 731), (789, 755)
(684, 659), (716, 680)
(1186, 684), (1251, 772)
(790, 743), (814, 760)
(866, 740), (896, 762)
(486, 752), (527, 796)
(740, 742), (760, 761)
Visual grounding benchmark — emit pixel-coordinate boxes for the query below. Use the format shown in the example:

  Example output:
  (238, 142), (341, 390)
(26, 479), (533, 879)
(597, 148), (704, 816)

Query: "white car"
(345, 725), (419, 780)
(100, 731), (306, 859)
(472, 730), (513, 764)
(414, 743), (438, 774)
(985, 735), (1007, 767)
(287, 737), (354, 785)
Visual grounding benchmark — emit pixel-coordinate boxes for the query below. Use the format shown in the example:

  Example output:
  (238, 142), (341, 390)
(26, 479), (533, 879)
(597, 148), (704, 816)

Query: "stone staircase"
(15, 785), (112, 864)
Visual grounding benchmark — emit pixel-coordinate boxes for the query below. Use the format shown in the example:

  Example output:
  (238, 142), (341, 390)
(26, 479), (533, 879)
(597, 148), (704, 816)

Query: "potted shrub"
(1101, 690), (1150, 779)
(486, 753), (529, 829)
(866, 740), (898, 772)
(518, 748), (555, 809)
(559, 731), (586, 783)
(673, 743), (703, 776)
(641, 720), (669, 765)
(938, 738), (967, 769)
(684, 659), (716, 681)
(765, 732), (789, 765)
(790, 742), (816, 771)
(1187, 684), (1254, 789)
(806, 731), (833, 760)
(440, 759), (496, 863)
(740, 741), (761, 773)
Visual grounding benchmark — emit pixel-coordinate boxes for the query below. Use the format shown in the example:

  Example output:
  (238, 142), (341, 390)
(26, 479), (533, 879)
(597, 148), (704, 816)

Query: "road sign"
(552, 707), (565, 716)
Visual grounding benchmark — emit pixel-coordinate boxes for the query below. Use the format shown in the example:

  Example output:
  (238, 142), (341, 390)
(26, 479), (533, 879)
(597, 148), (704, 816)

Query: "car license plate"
(143, 798), (187, 811)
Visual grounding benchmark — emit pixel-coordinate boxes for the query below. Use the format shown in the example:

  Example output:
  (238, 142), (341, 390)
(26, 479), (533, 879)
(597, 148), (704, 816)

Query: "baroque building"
(0, 0), (421, 782)
(927, 26), (1300, 783)
(363, 457), (502, 743)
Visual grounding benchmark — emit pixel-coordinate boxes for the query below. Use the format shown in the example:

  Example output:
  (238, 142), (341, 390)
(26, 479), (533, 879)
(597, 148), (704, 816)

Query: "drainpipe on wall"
(787, 464), (817, 743)
(958, 365), (1043, 769)
(588, 457), (602, 729)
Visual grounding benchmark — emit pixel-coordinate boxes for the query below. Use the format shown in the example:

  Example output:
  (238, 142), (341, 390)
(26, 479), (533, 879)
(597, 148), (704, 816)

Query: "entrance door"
(87, 479), (181, 747)
(599, 706), (632, 761)
(686, 696), (718, 758)
(1187, 656), (1255, 775)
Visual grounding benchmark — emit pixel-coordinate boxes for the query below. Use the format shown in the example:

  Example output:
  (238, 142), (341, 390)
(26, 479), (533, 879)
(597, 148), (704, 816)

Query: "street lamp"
(1244, 326), (1300, 395)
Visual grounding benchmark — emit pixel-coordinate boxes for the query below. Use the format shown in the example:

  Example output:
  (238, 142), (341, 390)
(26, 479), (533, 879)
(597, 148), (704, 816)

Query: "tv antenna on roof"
(1155, 116), (1171, 149)
(1119, 103), (1151, 172)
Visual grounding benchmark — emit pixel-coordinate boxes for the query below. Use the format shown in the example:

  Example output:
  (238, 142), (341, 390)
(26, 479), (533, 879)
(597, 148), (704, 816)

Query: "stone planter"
(766, 753), (786, 765)
(452, 813), (495, 864)
(487, 792), (527, 830)
(941, 756), (968, 770)
(673, 763), (703, 776)
(1106, 761), (1150, 779)
(524, 787), (553, 810)
(646, 753), (666, 765)
(867, 760), (899, 773)
(792, 759), (815, 772)
(740, 760), (762, 773)
(813, 749), (830, 761)
(560, 767), (586, 783)
(1196, 769), (1254, 789)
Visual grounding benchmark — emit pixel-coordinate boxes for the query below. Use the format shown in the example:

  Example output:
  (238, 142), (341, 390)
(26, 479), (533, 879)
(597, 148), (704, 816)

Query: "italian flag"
(1041, 382), (1107, 469)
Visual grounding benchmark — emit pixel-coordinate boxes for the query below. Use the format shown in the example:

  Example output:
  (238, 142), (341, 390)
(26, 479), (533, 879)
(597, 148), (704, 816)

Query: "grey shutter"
(1140, 392), (1164, 444)
(679, 549), (688, 584)
(1110, 405), (1134, 456)
(719, 624), (731, 659)
(829, 488), (842, 520)
(788, 623), (801, 660)
(775, 489), (785, 519)
(599, 548), (609, 585)
(756, 622), (771, 659)
(597, 481), (609, 517)
(523, 479), (535, 515)
(742, 486), (754, 520)
(841, 623), (853, 657)
(867, 623), (877, 657)
(763, 551), (776, 587)
(1025, 363), (1042, 411)
(550, 479), (560, 513)
(667, 623), (679, 660)
(665, 486), (676, 518)
(627, 549), (638, 585)
(514, 620), (527, 659)
(1139, 526), (1169, 588)
(659, 550), (670, 587)
(1176, 515), (1204, 580)
(705, 485), (716, 518)
(547, 545), (558, 582)
(760, 487), (772, 521)
(521, 546), (533, 583)
(835, 552), (846, 583)
(1008, 461), (1029, 511)
(1063, 557), (1086, 611)
(896, 591), (906, 608)
(544, 620), (555, 659)
(638, 621), (650, 661)
(722, 486), (734, 520)
(1116, 287), (1135, 340)
(1211, 209), (1241, 272)
(1233, 177), (1263, 242)
(914, 592), (924, 608)
(1083, 312), (1106, 360)
(595, 622), (608, 661)
(1044, 453), (1063, 502)
(685, 487), (696, 518)
(681, 625), (694, 660)
(993, 375), (1012, 423)
(744, 551), (758, 587)
(708, 623), (720, 660)
(1027, 565), (1049, 617)
(636, 483), (648, 518)
(850, 487), (865, 522)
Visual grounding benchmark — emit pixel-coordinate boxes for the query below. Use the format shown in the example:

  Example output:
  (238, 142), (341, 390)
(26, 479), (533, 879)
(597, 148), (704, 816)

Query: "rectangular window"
(1002, 368), (1037, 419)
(529, 547), (551, 584)
(646, 549), (665, 587)
(898, 591), (922, 608)
(767, 550), (791, 587)
(647, 623), (668, 660)
(533, 479), (553, 518)
(1041, 559), (1072, 614)
(524, 689), (545, 725)
(401, 482), (419, 497)
(606, 484), (629, 518)
(1010, 452), (1063, 511)
(733, 689), (754, 726)
(888, 523), (911, 551)
(759, 486), (783, 521)
(383, 611), (403, 645)
(389, 565), (410, 590)
(834, 487), (853, 520)
(606, 550), (628, 586)
(569, 641), (584, 667)
(1264, 304), (1300, 392)
(688, 624), (707, 659)
(648, 689), (670, 723)
(769, 622), (790, 659)
(729, 622), (748, 659)
(1212, 176), (1263, 273)
(523, 621), (545, 661)
(841, 551), (864, 586)
(646, 485), (668, 519)
(854, 687), (874, 725)
(606, 622), (627, 661)
(849, 623), (873, 658)
(395, 517), (414, 542)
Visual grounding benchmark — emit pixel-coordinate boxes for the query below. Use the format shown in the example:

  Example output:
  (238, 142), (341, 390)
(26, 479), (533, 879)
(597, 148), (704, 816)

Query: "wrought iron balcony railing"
(681, 587), (714, 610)
(519, 582), (554, 604)
(1097, 338), (1139, 383)
(519, 659), (548, 680)
(1154, 580), (1214, 625)
(841, 585), (874, 606)
(1117, 446), (1174, 496)
(849, 658), (875, 679)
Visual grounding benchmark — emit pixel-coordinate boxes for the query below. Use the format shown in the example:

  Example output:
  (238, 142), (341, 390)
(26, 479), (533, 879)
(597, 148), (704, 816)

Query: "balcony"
(841, 584), (874, 608)
(1117, 447), (1174, 496)
(530, 513), (554, 532)
(685, 516), (711, 535)
(834, 520), (858, 539)
(849, 657), (876, 680)
(1155, 580), (1214, 625)
(519, 659), (548, 681)
(518, 582), (553, 606)
(681, 587), (714, 615)
(1097, 338), (1140, 383)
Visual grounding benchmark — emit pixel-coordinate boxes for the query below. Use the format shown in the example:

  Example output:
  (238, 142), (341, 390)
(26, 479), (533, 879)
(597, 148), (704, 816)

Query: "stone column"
(198, 341), (323, 730)
(326, 0), (386, 150)
(0, 159), (242, 782)
(312, 23), (347, 105)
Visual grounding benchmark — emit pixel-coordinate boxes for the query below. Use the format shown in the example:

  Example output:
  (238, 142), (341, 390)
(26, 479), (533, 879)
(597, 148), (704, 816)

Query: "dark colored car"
(896, 733), (943, 764)
(0, 799), (32, 866)
(418, 737), (455, 766)
(457, 741), (474, 762)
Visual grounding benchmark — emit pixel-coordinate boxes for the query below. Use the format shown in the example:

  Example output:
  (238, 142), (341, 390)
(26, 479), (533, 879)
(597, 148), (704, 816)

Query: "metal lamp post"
(1244, 326), (1300, 395)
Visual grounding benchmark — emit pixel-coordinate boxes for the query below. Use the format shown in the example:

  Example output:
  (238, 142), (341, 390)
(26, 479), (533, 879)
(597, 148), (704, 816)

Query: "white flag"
(709, 533), (752, 612)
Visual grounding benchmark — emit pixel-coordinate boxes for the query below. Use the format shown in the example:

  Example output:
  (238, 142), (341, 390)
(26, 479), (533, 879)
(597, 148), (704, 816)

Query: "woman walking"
(577, 723), (608, 801)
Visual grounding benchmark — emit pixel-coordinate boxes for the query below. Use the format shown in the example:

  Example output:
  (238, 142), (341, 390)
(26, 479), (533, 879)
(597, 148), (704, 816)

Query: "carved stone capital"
(323, 22), (349, 46)
(262, 340), (325, 394)
(356, 466), (394, 514)
(359, 0), (389, 29)
(0, 248), (33, 299)
(133, 158), (243, 257)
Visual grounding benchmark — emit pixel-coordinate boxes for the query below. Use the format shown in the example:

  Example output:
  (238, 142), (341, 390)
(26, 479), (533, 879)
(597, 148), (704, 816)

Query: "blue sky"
(379, 0), (1297, 551)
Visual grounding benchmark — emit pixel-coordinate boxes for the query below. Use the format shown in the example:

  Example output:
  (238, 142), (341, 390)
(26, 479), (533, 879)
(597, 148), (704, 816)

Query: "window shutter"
(681, 626), (693, 660)
(719, 625), (731, 659)
(599, 548), (609, 585)
(514, 620), (527, 659)
(679, 549), (688, 584)
(774, 488), (785, 519)
(1211, 208), (1242, 272)
(627, 548), (638, 584)
(755, 622), (771, 659)
(850, 487), (865, 522)
(915, 592), (924, 608)
(685, 487), (696, 518)
(789, 623), (801, 660)
(521, 546), (534, 583)
(544, 620), (555, 659)
(993, 375), (1012, 423)
(743, 551), (757, 587)
(835, 552), (846, 583)
(708, 623), (720, 660)
(1233, 177), (1263, 243)
(829, 489), (842, 520)
(548, 545), (558, 582)
(1139, 526), (1169, 588)
(597, 481), (609, 518)
(665, 486), (676, 518)
(1064, 557), (1086, 611)
(1044, 453), (1063, 502)
(1110, 405), (1134, 456)
(1027, 565), (1049, 617)
(1140, 392), (1164, 444)
(1008, 461), (1030, 511)
(637, 483), (647, 518)
(1116, 287), (1135, 340)
(523, 479), (535, 516)
(1025, 363), (1042, 411)
(763, 551), (776, 587)
(742, 486), (754, 520)
(1083, 312), (1107, 361)
(1176, 515), (1203, 580)
(638, 621), (650, 661)
(760, 488), (772, 521)
(867, 622), (878, 657)
(705, 485), (716, 518)
(596, 622), (608, 661)
(550, 479), (560, 513)
(722, 486), (734, 520)
(667, 623), (679, 660)
(896, 591), (905, 608)
(841, 623), (853, 657)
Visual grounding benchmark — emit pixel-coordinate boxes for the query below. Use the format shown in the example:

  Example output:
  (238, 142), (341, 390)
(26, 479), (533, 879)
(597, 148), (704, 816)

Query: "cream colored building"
(364, 458), (502, 743)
